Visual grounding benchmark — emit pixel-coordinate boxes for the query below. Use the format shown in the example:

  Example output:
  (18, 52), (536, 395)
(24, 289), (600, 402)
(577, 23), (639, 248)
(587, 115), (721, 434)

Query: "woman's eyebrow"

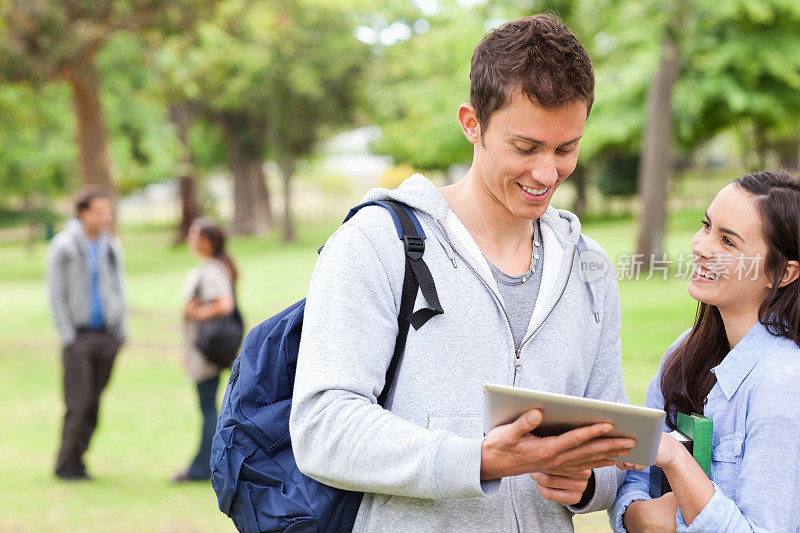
(706, 212), (746, 244)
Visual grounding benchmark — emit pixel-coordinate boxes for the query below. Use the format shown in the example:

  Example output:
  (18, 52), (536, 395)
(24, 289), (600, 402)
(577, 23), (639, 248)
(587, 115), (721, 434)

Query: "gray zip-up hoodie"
(290, 175), (627, 532)
(47, 219), (127, 346)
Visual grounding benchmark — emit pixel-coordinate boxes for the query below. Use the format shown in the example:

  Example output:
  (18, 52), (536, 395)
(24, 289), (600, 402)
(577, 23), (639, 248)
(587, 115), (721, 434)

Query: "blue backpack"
(210, 201), (443, 533)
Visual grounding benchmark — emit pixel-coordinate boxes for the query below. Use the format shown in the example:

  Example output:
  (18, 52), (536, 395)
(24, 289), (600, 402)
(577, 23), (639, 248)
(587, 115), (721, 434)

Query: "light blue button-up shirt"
(611, 321), (800, 532)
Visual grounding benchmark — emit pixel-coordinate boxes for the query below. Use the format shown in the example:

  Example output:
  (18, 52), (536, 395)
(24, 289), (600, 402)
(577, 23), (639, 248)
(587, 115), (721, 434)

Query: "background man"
(48, 187), (126, 480)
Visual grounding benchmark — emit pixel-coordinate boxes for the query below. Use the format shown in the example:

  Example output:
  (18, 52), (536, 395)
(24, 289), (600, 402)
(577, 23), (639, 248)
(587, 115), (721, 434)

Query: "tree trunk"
(220, 115), (256, 235)
(219, 114), (272, 236)
(65, 57), (114, 192)
(571, 165), (587, 219)
(249, 158), (273, 233)
(635, 36), (681, 259)
(169, 104), (203, 244)
(776, 135), (800, 170)
(175, 176), (203, 243)
(279, 154), (296, 243)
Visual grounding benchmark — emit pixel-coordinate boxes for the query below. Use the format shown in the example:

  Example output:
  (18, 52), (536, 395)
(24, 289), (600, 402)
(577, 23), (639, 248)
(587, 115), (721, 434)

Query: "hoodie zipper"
(437, 220), (578, 383)
(438, 219), (579, 533)
(512, 245), (576, 385)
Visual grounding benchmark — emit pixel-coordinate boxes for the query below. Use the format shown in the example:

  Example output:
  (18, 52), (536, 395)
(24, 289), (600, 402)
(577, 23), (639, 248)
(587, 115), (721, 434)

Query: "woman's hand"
(184, 296), (234, 321)
(184, 299), (201, 319)
(653, 432), (684, 470)
(616, 432), (686, 471)
(623, 493), (678, 532)
(618, 431), (713, 527)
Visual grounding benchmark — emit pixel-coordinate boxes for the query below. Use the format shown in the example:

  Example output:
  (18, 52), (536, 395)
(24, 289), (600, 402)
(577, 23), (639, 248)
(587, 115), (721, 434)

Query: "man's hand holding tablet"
(481, 383), (667, 505)
(481, 408), (636, 478)
(480, 408), (636, 505)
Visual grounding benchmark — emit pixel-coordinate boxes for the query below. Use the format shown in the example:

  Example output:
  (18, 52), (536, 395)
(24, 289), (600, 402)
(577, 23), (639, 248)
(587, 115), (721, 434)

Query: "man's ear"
(777, 260), (800, 288)
(457, 103), (481, 144)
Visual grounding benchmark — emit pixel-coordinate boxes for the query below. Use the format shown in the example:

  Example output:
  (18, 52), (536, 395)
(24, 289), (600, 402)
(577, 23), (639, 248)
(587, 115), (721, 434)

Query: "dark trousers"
(55, 330), (120, 476)
(187, 375), (220, 480)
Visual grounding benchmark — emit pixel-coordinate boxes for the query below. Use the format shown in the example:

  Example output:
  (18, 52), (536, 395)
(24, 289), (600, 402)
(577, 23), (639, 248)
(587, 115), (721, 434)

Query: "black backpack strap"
(328, 199), (442, 407)
(382, 201), (443, 328)
(377, 201), (443, 407)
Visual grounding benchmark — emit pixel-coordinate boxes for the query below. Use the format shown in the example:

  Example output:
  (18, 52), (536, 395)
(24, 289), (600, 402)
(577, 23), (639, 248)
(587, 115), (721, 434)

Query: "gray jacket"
(47, 219), (127, 345)
(289, 175), (628, 532)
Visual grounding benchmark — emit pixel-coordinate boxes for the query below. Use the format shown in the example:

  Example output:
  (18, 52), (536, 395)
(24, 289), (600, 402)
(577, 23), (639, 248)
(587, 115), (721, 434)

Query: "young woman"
(172, 218), (238, 483)
(612, 170), (800, 532)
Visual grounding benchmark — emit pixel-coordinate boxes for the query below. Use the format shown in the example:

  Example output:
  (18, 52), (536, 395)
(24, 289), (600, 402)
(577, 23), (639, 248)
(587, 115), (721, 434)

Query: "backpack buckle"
(403, 235), (425, 260)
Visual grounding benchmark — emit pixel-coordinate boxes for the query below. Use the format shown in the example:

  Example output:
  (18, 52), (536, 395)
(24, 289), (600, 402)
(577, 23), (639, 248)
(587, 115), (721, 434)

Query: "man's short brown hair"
(470, 14), (594, 132)
(74, 186), (112, 215)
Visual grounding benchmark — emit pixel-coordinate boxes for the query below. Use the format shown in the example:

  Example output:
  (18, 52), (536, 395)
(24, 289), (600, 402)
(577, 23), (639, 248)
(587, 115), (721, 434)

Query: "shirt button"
(515, 364), (522, 371)
(534, 253), (540, 260)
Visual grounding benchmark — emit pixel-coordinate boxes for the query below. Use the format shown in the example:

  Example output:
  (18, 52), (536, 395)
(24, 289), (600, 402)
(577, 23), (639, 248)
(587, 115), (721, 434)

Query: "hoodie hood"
(65, 218), (87, 240)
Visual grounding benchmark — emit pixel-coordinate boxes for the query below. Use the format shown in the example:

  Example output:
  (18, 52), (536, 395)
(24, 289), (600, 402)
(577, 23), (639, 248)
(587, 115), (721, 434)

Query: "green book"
(677, 412), (713, 478)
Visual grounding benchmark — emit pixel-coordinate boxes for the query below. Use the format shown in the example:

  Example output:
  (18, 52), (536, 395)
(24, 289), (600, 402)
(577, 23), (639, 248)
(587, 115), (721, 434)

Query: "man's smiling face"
(472, 91), (587, 221)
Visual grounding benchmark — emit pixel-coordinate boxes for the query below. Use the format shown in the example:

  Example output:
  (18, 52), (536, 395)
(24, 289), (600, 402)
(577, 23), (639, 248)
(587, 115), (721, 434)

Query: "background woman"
(612, 170), (800, 531)
(172, 218), (237, 483)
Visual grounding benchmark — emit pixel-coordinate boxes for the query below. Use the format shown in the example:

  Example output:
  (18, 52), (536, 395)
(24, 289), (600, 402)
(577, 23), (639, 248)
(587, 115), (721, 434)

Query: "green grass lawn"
(0, 209), (703, 532)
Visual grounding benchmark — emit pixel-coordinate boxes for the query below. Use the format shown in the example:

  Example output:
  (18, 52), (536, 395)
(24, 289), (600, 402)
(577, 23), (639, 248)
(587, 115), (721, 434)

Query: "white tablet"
(484, 383), (666, 465)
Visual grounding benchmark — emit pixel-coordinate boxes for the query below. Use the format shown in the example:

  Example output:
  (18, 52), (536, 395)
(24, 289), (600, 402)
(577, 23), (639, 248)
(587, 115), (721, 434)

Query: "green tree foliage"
(366, 0), (658, 175)
(159, 0), (370, 240)
(674, 0), (800, 158)
(595, 152), (640, 197)
(0, 0), (209, 191)
(0, 84), (75, 200)
(98, 33), (180, 195)
(572, 1), (658, 161)
(260, 0), (371, 240)
(0, 83), (75, 245)
(369, 9), (482, 171)
(576, 0), (800, 170)
(0, 33), (181, 209)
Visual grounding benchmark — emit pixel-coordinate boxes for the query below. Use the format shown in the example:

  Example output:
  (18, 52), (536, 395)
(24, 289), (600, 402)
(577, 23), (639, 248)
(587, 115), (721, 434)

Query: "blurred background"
(0, 0), (798, 531)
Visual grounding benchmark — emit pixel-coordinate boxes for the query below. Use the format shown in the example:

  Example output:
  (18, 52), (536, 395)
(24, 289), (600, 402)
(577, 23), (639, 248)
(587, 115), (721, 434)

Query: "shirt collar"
(711, 321), (779, 399)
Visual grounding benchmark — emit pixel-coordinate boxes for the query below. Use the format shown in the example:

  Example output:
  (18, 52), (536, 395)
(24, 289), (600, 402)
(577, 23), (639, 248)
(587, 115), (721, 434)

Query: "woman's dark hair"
(192, 218), (239, 289)
(661, 170), (800, 429)
(469, 14), (594, 134)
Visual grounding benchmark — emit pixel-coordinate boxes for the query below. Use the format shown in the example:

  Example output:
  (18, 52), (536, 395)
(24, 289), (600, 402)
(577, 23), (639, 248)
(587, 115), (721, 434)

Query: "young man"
(47, 188), (126, 480)
(290, 15), (630, 530)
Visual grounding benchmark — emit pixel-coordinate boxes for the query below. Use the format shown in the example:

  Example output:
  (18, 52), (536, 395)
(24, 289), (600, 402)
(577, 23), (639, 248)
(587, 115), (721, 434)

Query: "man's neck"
(440, 167), (535, 253)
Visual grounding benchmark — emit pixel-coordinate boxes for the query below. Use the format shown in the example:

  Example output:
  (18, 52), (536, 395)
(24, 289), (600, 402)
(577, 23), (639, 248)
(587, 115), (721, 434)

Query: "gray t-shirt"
(485, 220), (543, 349)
